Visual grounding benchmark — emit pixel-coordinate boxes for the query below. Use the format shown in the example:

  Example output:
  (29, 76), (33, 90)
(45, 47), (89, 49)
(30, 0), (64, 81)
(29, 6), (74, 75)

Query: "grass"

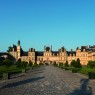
(0, 65), (22, 74)
(78, 67), (95, 75)
(56, 65), (95, 75)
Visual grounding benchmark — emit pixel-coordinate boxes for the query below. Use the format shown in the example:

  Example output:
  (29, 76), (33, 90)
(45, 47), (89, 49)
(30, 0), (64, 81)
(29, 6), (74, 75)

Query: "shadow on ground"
(0, 76), (44, 90)
(68, 78), (92, 95)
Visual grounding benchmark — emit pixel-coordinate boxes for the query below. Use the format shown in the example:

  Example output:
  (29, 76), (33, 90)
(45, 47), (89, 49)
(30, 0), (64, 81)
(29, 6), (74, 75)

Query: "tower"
(51, 45), (52, 51)
(17, 40), (21, 59)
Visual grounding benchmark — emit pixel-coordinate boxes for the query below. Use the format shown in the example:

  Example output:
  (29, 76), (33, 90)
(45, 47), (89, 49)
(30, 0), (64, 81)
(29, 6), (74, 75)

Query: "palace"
(7, 41), (95, 65)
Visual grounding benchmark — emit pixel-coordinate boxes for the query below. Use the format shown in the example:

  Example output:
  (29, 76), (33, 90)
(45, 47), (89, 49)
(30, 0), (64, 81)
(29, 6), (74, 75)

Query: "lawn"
(78, 67), (95, 75)
(0, 65), (22, 74)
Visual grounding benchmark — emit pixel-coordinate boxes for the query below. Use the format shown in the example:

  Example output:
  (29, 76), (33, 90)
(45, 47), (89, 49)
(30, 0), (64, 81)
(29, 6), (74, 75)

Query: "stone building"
(8, 41), (95, 65)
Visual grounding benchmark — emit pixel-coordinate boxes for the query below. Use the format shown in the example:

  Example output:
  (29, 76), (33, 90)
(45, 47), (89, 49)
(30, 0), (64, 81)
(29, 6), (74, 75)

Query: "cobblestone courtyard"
(0, 65), (95, 95)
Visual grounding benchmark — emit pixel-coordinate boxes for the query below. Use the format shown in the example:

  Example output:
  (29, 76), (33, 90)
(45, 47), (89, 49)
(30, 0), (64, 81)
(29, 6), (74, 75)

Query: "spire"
(51, 45), (52, 51)
(44, 45), (46, 51)
(18, 40), (20, 46)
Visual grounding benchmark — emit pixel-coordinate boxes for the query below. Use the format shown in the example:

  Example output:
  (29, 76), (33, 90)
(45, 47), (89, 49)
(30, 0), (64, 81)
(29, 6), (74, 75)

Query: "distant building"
(0, 52), (16, 64)
(7, 40), (95, 65)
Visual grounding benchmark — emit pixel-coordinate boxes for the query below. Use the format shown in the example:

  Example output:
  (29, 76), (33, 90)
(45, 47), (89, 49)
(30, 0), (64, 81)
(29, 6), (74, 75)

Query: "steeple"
(18, 40), (20, 46)
(51, 45), (52, 51)
(44, 45), (46, 51)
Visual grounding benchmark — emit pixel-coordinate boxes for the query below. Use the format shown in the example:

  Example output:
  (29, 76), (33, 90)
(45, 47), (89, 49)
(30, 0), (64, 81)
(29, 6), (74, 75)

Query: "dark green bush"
(87, 61), (95, 69)
(33, 62), (39, 67)
(53, 62), (58, 66)
(59, 62), (64, 68)
(2, 59), (12, 67)
(39, 62), (44, 65)
(71, 58), (82, 68)
(88, 72), (95, 79)
(45, 63), (49, 65)
(72, 68), (81, 73)
(65, 60), (69, 67)
(28, 61), (33, 67)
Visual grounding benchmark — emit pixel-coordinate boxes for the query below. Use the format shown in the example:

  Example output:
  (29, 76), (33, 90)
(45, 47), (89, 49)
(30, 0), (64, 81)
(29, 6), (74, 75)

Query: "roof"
(67, 51), (76, 56)
(21, 51), (28, 56)
(35, 51), (43, 56)
(0, 52), (16, 61)
(0, 52), (9, 56)
(46, 47), (50, 51)
(52, 51), (59, 56)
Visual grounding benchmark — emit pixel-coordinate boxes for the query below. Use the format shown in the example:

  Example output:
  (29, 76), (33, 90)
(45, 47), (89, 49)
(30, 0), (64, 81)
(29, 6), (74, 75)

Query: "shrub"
(59, 62), (64, 68)
(71, 58), (82, 68)
(16, 59), (21, 68)
(21, 61), (28, 68)
(71, 60), (76, 67)
(45, 63), (49, 65)
(53, 62), (58, 66)
(39, 62), (44, 65)
(33, 62), (38, 67)
(28, 61), (33, 67)
(76, 58), (82, 68)
(72, 68), (78, 73)
(65, 60), (69, 67)
(16, 59), (27, 68)
(87, 61), (95, 69)
(2, 59), (12, 67)
(88, 72), (95, 79)
(72, 68), (81, 73)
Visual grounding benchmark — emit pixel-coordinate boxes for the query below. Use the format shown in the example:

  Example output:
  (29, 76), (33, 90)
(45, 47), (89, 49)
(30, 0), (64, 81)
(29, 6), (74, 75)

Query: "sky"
(0, 0), (95, 52)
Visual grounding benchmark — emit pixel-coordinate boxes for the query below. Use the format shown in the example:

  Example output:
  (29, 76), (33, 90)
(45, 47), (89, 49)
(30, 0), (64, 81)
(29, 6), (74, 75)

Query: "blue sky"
(0, 0), (95, 51)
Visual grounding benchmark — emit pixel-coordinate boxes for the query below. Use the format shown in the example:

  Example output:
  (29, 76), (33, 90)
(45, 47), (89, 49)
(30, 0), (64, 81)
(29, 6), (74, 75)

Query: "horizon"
(0, 0), (95, 52)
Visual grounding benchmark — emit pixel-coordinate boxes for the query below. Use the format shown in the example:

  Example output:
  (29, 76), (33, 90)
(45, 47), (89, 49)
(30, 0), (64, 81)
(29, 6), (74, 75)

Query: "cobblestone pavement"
(0, 65), (95, 95)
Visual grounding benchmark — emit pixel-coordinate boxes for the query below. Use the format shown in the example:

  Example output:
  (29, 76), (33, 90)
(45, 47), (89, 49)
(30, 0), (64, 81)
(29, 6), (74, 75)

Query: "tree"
(71, 59), (82, 68)
(33, 62), (38, 67)
(71, 60), (76, 67)
(59, 62), (64, 68)
(39, 62), (44, 65)
(87, 61), (95, 68)
(53, 61), (57, 66)
(28, 61), (33, 67)
(0, 57), (5, 65)
(65, 60), (69, 67)
(21, 61), (27, 68)
(16, 59), (21, 68)
(76, 58), (82, 68)
(2, 59), (12, 67)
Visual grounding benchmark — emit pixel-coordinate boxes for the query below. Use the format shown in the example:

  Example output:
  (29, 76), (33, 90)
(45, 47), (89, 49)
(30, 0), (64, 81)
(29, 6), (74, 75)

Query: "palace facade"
(8, 41), (95, 65)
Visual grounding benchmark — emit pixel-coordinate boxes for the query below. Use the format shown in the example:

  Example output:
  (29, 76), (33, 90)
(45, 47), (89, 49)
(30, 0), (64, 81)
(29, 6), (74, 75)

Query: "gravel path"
(0, 65), (95, 95)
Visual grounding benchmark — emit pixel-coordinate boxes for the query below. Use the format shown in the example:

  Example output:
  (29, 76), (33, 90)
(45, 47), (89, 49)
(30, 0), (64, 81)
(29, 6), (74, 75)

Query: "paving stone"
(0, 65), (94, 95)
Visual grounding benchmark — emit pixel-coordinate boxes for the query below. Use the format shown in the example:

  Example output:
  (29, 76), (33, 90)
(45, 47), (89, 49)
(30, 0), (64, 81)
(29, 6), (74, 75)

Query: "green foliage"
(88, 72), (95, 79)
(33, 62), (38, 67)
(28, 61), (33, 67)
(72, 68), (78, 73)
(39, 62), (44, 65)
(87, 61), (95, 68)
(65, 60), (69, 67)
(2, 59), (12, 67)
(0, 57), (5, 65)
(72, 68), (81, 73)
(71, 60), (76, 67)
(21, 61), (28, 68)
(71, 58), (82, 68)
(76, 58), (82, 68)
(16, 59), (21, 68)
(16, 59), (27, 68)
(45, 63), (49, 65)
(0, 65), (22, 73)
(59, 62), (64, 68)
(53, 62), (58, 66)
